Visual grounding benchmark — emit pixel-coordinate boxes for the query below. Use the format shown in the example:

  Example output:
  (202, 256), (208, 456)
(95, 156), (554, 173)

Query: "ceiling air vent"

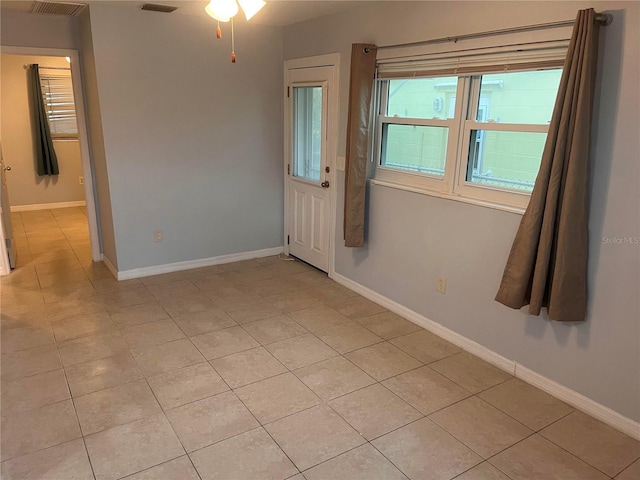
(29, 1), (87, 16)
(140, 3), (178, 13)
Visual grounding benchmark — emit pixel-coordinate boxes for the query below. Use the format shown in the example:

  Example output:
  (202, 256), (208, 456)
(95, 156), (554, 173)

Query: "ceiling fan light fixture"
(205, 0), (238, 22)
(238, 0), (265, 21)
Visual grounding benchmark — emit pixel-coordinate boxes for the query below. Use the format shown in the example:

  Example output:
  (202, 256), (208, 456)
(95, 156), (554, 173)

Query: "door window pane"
(381, 124), (448, 176)
(293, 86), (322, 182)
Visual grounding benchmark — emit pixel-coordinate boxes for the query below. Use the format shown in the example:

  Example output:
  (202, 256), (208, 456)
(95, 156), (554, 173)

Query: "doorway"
(284, 54), (339, 275)
(0, 47), (100, 275)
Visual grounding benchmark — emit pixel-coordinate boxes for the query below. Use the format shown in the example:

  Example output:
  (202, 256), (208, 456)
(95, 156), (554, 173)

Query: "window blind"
(39, 74), (78, 138)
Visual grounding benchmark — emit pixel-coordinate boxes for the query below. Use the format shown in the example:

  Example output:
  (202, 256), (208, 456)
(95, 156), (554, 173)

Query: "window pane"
(475, 69), (562, 124)
(293, 86), (322, 182)
(381, 124), (448, 176)
(467, 130), (547, 192)
(41, 75), (78, 137)
(386, 77), (458, 120)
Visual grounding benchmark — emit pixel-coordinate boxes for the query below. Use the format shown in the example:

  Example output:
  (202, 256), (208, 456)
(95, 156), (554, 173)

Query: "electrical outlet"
(437, 276), (447, 294)
(153, 230), (163, 242)
(78, 176), (84, 185)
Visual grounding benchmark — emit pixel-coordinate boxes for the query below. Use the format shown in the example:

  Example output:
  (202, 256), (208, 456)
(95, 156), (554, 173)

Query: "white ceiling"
(0, 0), (367, 27)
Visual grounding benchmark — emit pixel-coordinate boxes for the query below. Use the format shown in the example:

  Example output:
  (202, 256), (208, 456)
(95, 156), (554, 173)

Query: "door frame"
(0, 45), (102, 266)
(283, 53), (340, 278)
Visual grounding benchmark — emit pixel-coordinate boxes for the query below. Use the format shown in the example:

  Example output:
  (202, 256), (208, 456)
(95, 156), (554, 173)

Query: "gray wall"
(86, 4), (284, 271)
(0, 8), (80, 50)
(1, 54), (85, 207)
(284, 1), (640, 422)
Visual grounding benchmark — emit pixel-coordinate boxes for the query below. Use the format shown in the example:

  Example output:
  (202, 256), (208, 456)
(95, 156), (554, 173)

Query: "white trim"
(113, 246), (284, 281)
(10, 201), (86, 212)
(1, 46), (102, 262)
(331, 271), (640, 440)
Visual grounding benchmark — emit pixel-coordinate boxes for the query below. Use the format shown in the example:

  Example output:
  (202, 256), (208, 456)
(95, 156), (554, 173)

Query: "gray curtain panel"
(28, 64), (60, 176)
(344, 43), (377, 247)
(495, 9), (601, 322)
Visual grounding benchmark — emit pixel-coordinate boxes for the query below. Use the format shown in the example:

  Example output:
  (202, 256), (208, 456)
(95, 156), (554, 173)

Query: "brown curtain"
(495, 9), (601, 322)
(344, 43), (377, 247)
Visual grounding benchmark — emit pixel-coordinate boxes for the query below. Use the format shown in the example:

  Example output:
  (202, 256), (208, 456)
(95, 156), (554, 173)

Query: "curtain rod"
(370, 13), (613, 52)
(23, 65), (71, 71)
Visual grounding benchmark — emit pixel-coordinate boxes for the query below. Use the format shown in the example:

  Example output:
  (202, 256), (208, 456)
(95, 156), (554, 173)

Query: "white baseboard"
(11, 201), (86, 212)
(114, 246), (284, 281)
(331, 272), (640, 441)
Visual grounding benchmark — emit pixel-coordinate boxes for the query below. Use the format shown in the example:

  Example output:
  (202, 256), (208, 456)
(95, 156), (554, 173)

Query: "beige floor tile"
(66, 353), (144, 397)
(241, 277), (299, 296)
(190, 326), (260, 360)
(479, 378), (574, 431)
(182, 265), (224, 278)
(223, 267), (281, 285)
(304, 443), (408, 480)
(190, 273), (236, 293)
(132, 339), (205, 376)
(334, 296), (387, 319)
(429, 352), (512, 393)
(288, 306), (352, 334)
(100, 287), (156, 310)
(266, 405), (365, 471)
(616, 459), (640, 480)
(110, 303), (171, 328)
(201, 283), (246, 300)
(217, 294), (283, 324)
(166, 391), (259, 452)
(1, 324), (55, 353)
(85, 413), (185, 480)
(382, 365), (472, 415)
(235, 373), (321, 424)
(372, 417), (482, 480)
(161, 293), (219, 317)
(490, 434), (609, 480)
(51, 312), (115, 342)
(1, 369), (70, 413)
(262, 258), (312, 275)
(317, 322), (383, 354)
(47, 298), (106, 322)
(264, 290), (320, 313)
(0, 439), (93, 480)
(74, 379), (162, 435)
(91, 278), (144, 293)
(0, 344), (61, 381)
(220, 259), (263, 272)
(430, 396), (533, 458)
(1, 399), (82, 462)
(304, 283), (359, 307)
(147, 279), (199, 300)
(147, 362), (229, 410)
(140, 272), (188, 286)
(456, 462), (511, 480)
(242, 315), (308, 345)
(123, 455), (200, 480)
(390, 329), (461, 364)
(329, 384), (422, 440)
(172, 309), (236, 336)
(353, 311), (421, 339)
(540, 411), (640, 477)
(189, 427), (298, 480)
(211, 347), (287, 388)
(345, 342), (422, 381)
(122, 318), (185, 349)
(57, 330), (129, 367)
(294, 356), (376, 401)
(287, 269), (331, 287)
(265, 333), (338, 370)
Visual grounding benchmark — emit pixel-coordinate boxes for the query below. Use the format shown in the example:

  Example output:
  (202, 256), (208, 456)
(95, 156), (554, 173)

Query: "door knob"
(321, 181), (330, 188)
(3, 166), (10, 171)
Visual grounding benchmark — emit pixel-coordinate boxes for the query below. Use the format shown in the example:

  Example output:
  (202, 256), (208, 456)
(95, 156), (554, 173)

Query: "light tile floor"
(1, 208), (639, 479)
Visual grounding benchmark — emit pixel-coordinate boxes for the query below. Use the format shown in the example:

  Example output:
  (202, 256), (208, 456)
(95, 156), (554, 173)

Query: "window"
(40, 73), (78, 139)
(373, 40), (566, 210)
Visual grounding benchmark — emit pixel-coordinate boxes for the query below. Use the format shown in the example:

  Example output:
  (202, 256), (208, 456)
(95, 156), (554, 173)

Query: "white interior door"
(0, 145), (16, 271)
(285, 66), (333, 272)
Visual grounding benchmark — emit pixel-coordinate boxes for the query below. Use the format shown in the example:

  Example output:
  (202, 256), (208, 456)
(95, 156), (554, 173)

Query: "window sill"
(369, 178), (526, 215)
